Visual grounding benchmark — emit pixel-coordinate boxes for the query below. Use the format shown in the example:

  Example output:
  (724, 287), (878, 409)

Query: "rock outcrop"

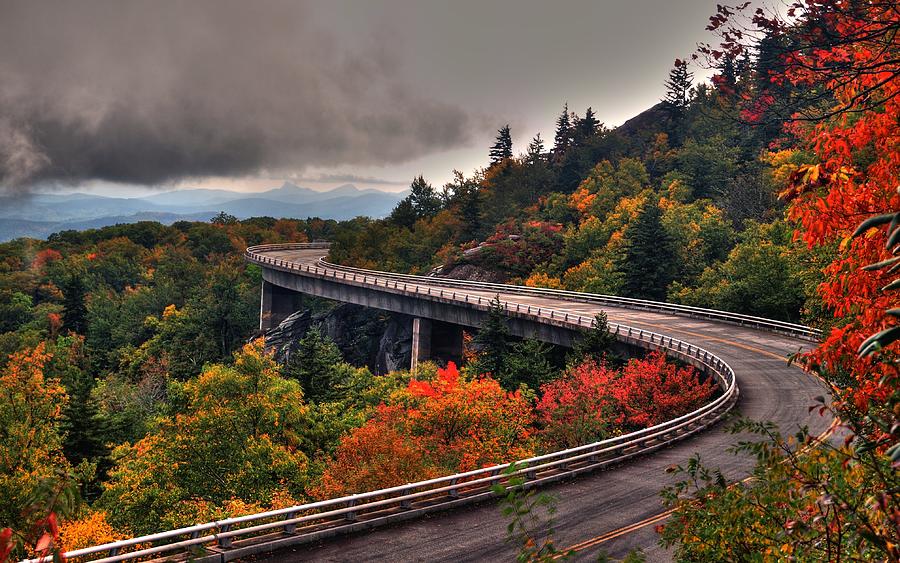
(264, 303), (413, 374)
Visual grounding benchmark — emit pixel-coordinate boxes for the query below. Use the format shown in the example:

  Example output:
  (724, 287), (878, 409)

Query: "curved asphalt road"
(252, 247), (833, 562)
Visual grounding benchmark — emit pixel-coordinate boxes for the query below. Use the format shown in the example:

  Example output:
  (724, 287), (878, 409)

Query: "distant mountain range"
(0, 183), (407, 241)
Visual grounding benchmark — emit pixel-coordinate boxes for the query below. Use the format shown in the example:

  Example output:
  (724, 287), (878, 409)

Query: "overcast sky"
(0, 0), (725, 196)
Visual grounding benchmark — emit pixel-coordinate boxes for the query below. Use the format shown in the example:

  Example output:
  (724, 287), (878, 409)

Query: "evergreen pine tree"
(663, 59), (694, 111)
(662, 59), (694, 143)
(570, 312), (618, 365)
(574, 106), (600, 146)
(489, 125), (513, 165)
(526, 133), (546, 165)
(285, 326), (346, 402)
(552, 102), (574, 161)
(61, 272), (88, 334)
(718, 55), (737, 95)
(470, 296), (511, 378)
(502, 339), (556, 391)
(618, 196), (676, 301)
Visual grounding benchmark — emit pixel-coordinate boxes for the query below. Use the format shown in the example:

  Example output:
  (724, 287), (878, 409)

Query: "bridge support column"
(411, 318), (464, 372)
(259, 280), (297, 332)
(411, 317), (432, 373)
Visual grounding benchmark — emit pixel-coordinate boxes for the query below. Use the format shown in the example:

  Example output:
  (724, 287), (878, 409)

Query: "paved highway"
(253, 247), (833, 562)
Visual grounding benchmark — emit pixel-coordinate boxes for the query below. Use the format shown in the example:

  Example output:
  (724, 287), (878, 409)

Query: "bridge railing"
(38, 244), (744, 562)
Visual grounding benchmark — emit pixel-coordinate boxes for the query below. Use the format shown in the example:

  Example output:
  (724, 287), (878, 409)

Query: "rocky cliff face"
(264, 303), (412, 374)
(436, 262), (508, 283)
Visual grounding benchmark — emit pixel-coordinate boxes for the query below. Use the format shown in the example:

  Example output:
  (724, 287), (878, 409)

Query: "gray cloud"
(0, 0), (473, 193)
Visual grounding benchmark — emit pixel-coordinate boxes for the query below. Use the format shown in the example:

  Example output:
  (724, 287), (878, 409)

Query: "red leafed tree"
(613, 351), (714, 429)
(311, 405), (439, 500)
(314, 363), (534, 498)
(536, 353), (713, 449)
(657, 4), (900, 559)
(404, 362), (534, 472)
(31, 249), (62, 271)
(535, 360), (619, 449)
(702, 1), (900, 411)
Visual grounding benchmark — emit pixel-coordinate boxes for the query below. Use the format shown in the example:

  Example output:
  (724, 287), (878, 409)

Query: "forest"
(1, 0), (899, 560)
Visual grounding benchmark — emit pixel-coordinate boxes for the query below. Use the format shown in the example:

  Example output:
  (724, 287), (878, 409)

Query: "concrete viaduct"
(247, 243), (832, 561)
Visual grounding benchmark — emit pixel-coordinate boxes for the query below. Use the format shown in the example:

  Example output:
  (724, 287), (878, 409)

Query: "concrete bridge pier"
(259, 280), (299, 331)
(411, 318), (464, 372)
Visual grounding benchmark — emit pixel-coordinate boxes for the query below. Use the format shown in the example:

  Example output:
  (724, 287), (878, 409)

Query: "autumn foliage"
(660, 2), (900, 560)
(315, 362), (535, 498)
(312, 407), (440, 499)
(537, 353), (713, 450)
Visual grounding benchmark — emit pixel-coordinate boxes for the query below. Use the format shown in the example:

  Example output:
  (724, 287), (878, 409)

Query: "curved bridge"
(42, 243), (833, 563)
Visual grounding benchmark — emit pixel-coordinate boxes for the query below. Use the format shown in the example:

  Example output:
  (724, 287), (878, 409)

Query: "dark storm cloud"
(0, 1), (473, 192)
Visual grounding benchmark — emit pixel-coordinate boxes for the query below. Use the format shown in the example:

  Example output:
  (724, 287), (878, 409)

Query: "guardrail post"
(218, 524), (232, 548)
(449, 478), (459, 498)
(346, 499), (357, 522)
(283, 512), (298, 534)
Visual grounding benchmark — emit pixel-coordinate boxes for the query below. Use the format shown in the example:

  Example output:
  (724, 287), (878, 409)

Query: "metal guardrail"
(38, 242), (751, 563)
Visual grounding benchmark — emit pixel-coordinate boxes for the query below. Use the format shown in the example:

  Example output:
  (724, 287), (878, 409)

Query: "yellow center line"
(554, 418), (840, 556)
(612, 318), (798, 362)
(546, 317), (835, 556)
(557, 509), (676, 555)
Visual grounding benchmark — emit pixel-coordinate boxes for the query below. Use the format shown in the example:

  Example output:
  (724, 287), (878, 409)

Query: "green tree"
(669, 222), (805, 321)
(284, 326), (347, 403)
(672, 135), (739, 200)
(662, 58), (694, 142)
(99, 342), (310, 534)
(408, 175), (441, 219)
(618, 197), (676, 301)
(46, 336), (106, 471)
(552, 102), (573, 161)
(61, 272), (88, 334)
(388, 198), (418, 229)
(490, 124), (513, 165)
(0, 291), (33, 333)
(574, 106), (600, 146)
(570, 312), (617, 365)
(501, 339), (557, 391)
(390, 175), (441, 228)
(470, 297), (511, 379)
(526, 133), (546, 165)
(210, 212), (239, 226)
(443, 170), (484, 243)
